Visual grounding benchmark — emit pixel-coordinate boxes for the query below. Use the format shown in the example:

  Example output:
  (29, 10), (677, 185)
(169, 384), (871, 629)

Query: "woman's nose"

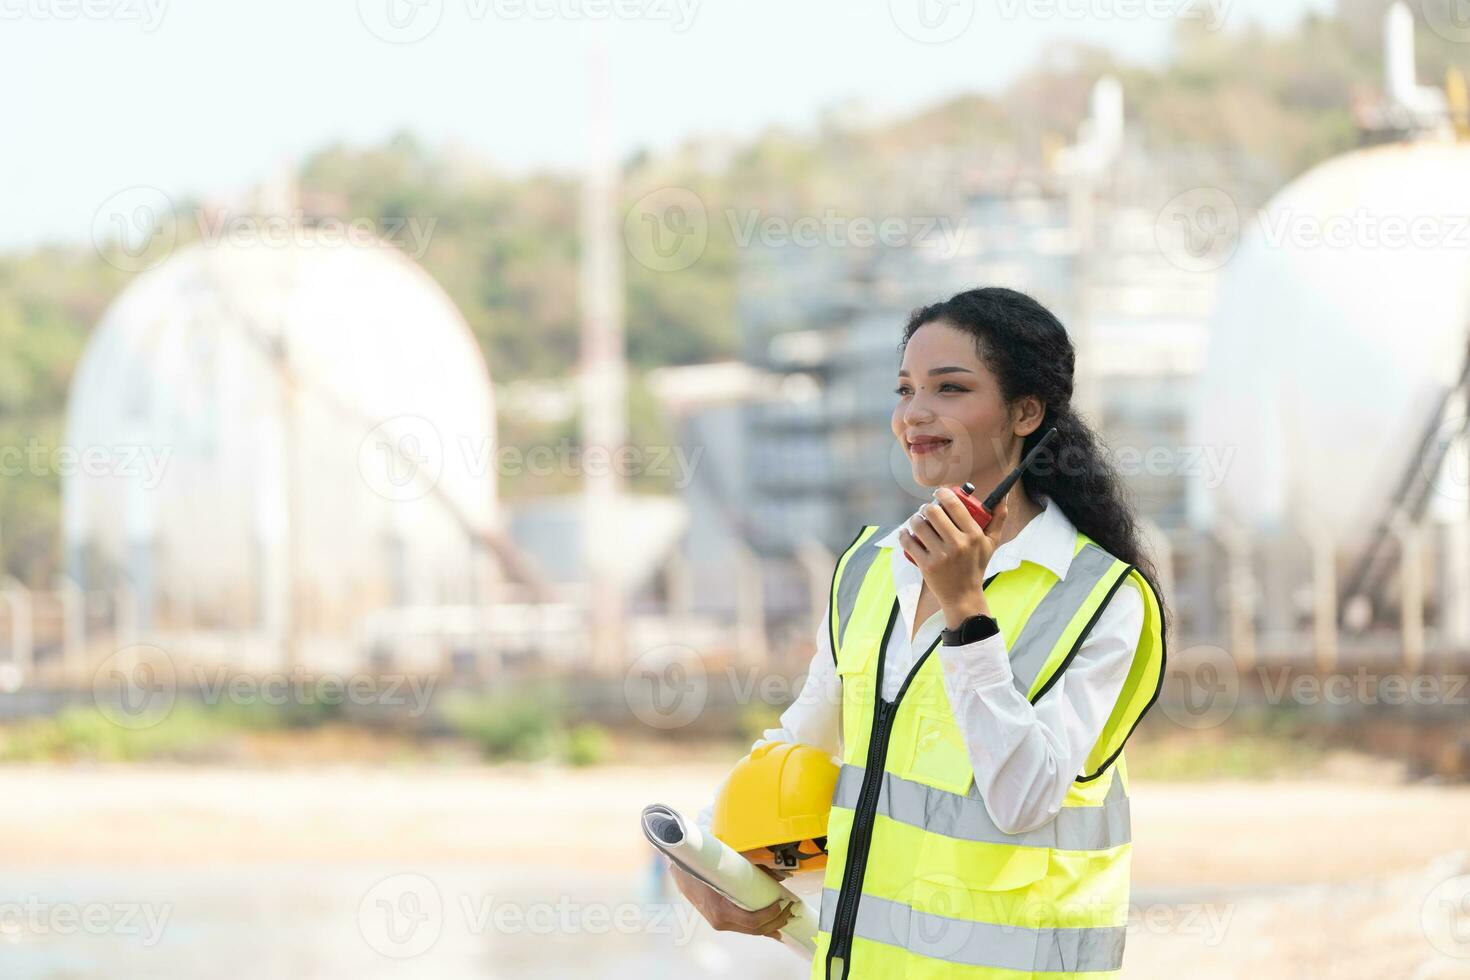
(903, 392), (938, 424)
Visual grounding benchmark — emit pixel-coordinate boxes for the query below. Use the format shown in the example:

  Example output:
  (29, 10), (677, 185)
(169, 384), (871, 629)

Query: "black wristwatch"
(941, 613), (999, 646)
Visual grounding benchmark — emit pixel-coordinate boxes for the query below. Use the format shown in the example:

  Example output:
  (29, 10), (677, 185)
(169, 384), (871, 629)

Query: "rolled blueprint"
(641, 803), (817, 957)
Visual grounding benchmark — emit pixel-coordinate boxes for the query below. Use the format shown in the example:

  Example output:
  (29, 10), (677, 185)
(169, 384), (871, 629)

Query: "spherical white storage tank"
(1195, 141), (1470, 554)
(63, 234), (498, 660)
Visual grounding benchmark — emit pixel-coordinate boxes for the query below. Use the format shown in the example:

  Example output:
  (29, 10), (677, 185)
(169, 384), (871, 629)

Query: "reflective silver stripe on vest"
(832, 523), (898, 653)
(818, 888), (1126, 973)
(831, 763), (1129, 850)
(1008, 543), (1125, 699)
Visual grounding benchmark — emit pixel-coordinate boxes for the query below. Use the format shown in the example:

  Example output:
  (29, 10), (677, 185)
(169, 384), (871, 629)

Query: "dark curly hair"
(901, 286), (1168, 637)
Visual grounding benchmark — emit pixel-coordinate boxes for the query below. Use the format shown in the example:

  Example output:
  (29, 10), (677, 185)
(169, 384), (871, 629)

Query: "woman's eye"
(895, 383), (966, 395)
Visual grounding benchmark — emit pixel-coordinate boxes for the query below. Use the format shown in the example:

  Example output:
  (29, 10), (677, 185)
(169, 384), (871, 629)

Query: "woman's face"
(892, 320), (1032, 490)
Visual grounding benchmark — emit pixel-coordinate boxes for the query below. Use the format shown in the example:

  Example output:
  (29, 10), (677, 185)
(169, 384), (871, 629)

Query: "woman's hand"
(669, 863), (796, 942)
(898, 489), (1009, 627)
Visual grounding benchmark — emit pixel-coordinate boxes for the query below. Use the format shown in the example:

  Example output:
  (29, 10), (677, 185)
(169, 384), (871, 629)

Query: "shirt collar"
(873, 493), (1079, 582)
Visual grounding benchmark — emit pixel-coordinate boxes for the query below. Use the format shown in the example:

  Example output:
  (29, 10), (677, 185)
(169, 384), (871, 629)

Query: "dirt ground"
(1, 761), (1468, 978)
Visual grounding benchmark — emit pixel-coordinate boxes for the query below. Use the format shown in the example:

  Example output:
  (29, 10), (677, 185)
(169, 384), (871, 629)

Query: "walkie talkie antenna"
(979, 427), (1058, 512)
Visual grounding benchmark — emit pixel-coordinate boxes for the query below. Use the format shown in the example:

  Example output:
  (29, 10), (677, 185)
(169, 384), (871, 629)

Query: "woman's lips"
(907, 438), (951, 456)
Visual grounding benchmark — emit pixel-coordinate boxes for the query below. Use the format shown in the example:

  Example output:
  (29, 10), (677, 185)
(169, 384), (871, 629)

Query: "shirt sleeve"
(934, 578), (1144, 835)
(696, 597), (844, 832)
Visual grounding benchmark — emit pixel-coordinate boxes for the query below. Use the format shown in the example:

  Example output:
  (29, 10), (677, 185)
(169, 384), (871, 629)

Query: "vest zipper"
(826, 599), (942, 974)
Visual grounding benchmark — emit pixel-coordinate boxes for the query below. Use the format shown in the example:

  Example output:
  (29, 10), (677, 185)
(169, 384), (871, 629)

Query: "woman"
(674, 287), (1167, 978)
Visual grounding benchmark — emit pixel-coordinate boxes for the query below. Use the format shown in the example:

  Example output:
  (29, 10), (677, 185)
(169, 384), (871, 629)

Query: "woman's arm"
(696, 599), (843, 830)
(935, 579), (1143, 835)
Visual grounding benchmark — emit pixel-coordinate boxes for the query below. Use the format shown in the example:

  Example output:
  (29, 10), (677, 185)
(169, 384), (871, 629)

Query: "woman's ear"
(1012, 397), (1044, 438)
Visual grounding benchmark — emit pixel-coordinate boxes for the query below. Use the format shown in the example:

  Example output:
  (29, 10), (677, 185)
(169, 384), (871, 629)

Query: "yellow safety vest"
(810, 522), (1166, 980)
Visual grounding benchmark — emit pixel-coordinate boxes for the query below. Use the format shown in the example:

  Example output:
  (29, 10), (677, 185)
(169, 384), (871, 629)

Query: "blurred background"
(4, 0), (1470, 976)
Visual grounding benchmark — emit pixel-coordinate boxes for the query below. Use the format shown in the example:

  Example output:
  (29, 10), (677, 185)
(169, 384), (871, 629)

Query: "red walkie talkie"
(903, 427), (1058, 565)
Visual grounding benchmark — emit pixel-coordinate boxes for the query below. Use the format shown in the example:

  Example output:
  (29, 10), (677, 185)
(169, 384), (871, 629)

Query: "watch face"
(945, 615), (997, 645)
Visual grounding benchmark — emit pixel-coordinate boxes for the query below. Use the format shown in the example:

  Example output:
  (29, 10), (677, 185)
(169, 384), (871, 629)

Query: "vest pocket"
(835, 637), (878, 762)
(901, 707), (975, 797)
(905, 864), (1045, 972)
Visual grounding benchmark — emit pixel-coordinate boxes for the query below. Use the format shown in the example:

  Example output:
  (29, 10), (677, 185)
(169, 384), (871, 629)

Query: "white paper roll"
(641, 803), (817, 957)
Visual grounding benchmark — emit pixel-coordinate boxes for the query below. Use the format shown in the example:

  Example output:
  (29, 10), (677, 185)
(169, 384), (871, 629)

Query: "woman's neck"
(993, 483), (1043, 548)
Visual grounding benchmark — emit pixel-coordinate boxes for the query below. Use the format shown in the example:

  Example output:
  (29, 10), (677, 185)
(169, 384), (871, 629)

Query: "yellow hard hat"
(710, 741), (839, 871)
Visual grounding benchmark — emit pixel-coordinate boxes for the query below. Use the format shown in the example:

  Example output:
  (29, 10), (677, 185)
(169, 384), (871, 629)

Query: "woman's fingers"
(985, 495), (1009, 543)
(668, 862), (804, 939)
(907, 506), (947, 555)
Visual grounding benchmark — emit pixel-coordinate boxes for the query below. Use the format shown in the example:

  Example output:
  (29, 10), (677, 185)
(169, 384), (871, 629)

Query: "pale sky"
(1, 0), (1328, 250)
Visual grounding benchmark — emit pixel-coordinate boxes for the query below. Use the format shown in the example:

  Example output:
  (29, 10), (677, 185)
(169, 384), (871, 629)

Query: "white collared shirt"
(699, 495), (1143, 837)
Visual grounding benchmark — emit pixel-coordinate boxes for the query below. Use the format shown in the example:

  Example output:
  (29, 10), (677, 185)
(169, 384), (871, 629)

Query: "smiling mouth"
(907, 437), (952, 455)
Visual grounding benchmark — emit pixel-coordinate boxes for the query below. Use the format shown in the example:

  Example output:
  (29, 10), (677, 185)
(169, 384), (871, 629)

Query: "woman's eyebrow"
(896, 366), (976, 377)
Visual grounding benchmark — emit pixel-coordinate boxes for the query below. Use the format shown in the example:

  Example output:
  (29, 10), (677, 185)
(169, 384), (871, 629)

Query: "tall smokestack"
(1385, 2), (1417, 107)
(580, 36), (628, 673)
